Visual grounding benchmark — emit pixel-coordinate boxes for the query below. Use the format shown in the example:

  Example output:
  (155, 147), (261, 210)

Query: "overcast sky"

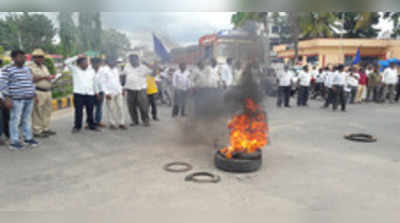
(102, 12), (234, 46)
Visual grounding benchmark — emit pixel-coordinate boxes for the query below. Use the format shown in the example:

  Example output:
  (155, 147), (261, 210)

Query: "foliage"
(334, 12), (380, 38)
(0, 12), (57, 53)
(271, 13), (291, 44)
(58, 12), (78, 57)
(78, 12), (102, 51)
(384, 12), (400, 38)
(100, 28), (131, 61)
(43, 57), (56, 75)
(299, 13), (339, 39)
(52, 72), (73, 99)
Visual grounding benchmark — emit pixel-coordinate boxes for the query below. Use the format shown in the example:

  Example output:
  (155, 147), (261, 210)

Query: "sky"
(101, 12), (234, 46)
(0, 12), (395, 47)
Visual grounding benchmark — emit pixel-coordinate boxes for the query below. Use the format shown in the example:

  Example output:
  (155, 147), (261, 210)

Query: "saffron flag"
(153, 33), (170, 62)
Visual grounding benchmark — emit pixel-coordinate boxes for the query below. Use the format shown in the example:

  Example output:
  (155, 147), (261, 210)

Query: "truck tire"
(215, 151), (262, 173)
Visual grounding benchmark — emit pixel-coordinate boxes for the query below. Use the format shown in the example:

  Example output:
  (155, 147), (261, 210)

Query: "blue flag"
(352, 48), (361, 65)
(153, 33), (170, 62)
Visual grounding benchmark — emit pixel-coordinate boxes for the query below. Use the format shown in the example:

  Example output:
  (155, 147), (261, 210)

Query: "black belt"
(36, 87), (51, 92)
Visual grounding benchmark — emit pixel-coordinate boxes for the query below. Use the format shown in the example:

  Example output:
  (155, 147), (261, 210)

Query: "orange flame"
(220, 98), (268, 159)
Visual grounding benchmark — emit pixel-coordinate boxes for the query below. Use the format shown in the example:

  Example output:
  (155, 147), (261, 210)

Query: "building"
(273, 38), (400, 67)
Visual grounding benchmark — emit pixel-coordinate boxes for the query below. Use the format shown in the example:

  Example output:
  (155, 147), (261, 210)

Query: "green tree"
(335, 12), (381, 38)
(58, 12), (78, 57)
(78, 12), (102, 51)
(100, 28), (130, 61)
(271, 12), (291, 44)
(384, 12), (400, 37)
(299, 12), (339, 39)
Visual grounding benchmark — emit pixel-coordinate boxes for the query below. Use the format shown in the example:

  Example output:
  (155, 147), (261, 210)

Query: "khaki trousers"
(105, 93), (125, 126)
(33, 91), (52, 134)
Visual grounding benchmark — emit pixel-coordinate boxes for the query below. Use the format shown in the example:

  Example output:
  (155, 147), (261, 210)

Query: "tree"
(270, 12), (291, 45)
(288, 12), (301, 65)
(231, 12), (271, 67)
(58, 12), (78, 57)
(78, 12), (102, 51)
(335, 12), (380, 38)
(299, 12), (339, 39)
(100, 28), (130, 61)
(384, 12), (400, 38)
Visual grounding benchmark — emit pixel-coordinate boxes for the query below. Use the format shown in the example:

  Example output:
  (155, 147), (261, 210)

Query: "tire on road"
(215, 151), (262, 173)
(344, 133), (377, 143)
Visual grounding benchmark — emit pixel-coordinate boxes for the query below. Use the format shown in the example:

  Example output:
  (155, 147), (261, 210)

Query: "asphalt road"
(0, 97), (399, 222)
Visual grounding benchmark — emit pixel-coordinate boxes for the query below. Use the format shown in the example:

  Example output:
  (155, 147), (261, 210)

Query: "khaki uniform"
(29, 63), (52, 135)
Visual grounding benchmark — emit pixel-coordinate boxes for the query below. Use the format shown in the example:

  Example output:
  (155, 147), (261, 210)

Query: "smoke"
(178, 62), (274, 148)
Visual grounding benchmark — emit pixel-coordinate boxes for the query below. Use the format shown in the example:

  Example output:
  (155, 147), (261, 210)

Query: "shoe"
(44, 130), (56, 136)
(90, 127), (103, 132)
(341, 109), (346, 112)
(24, 139), (39, 148)
(109, 125), (118, 130)
(285, 105), (291, 108)
(130, 122), (139, 127)
(9, 143), (24, 151)
(72, 128), (81, 134)
(119, 125), (127, 130)
(97, 123), (106, 128)
(34, 132), (49, 138)
(143, 122), (150, 127)
(153, 117), (160, 121)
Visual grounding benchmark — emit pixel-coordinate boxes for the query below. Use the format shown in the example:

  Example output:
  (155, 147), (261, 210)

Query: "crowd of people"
(276, 62), (400, 111)
(0, 49), (242, 151)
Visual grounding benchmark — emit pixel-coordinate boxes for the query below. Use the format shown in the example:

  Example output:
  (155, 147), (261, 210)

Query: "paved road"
(0, 98), (399, 222)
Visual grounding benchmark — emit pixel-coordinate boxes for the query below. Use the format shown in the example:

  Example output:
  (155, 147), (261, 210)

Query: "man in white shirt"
(219, 58), (233, 89)
(332, 65), (347, 112)
(297, 66), (312, 106)
(381, 62), (398, 103)
(92, 58), (107, 128)
(276, 65), (293, 107)
(346, 66), (360, 104)
(103, 59), (127, 130)
(124, 54), (151, 127)
(312, 68), (326, 100)
(190, 61), (221, 116)
(67, 56), (99, 133)
(172, 63), (191, 117)
(323, 66), (336, 108)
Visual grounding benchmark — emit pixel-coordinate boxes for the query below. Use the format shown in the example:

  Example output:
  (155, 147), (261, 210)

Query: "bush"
(44, 57), (56, 74)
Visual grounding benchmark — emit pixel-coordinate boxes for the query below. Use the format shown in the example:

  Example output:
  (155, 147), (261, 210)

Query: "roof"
(273, 38), (400, 53)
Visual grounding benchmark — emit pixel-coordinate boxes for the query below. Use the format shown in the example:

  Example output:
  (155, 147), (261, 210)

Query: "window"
(307, 55), (318, 65)
(345, 55), (354, 65)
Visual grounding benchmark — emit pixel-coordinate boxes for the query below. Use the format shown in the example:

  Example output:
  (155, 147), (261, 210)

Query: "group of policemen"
(276, 62), (400, 112)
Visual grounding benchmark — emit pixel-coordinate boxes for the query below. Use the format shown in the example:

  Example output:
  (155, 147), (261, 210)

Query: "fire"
(220, 98), (268, 159)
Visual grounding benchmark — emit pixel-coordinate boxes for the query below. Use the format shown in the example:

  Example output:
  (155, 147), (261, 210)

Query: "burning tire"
(215, 150), (262, 173)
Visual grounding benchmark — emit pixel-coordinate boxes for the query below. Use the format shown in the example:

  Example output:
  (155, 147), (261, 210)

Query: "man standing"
(0, 50), (39, 150)
(297, 66), (312, 107)
(382, 62), (398, 104)
(172, 63), (191, 117)
(219, 58), (233, 89)
(147, 67), (160, 121)
(66, 56), (99, 133)
(346, 67), (360, 104)
(276, 65), (293, 108)
(366, 65), (381, 103)
(92, 58), (106, 128)
(102, 59), (127, 130)
(124, 54), (150, 127)
(29, 49), (56, 138)
(322, 66), (336, 108)
(332, 65), (347, 112)
(191, 61), (220, 115)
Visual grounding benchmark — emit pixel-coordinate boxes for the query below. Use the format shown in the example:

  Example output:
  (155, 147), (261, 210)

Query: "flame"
(220, 98), (268, 159)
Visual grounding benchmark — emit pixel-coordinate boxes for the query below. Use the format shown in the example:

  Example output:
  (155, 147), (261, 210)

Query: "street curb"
(52, 95), (73, 111)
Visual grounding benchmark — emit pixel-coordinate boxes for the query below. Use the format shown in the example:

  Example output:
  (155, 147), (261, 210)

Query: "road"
(0, 98), (399, 222)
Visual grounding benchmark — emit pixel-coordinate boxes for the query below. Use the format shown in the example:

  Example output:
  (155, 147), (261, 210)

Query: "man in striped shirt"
(0, 50), (39, 150)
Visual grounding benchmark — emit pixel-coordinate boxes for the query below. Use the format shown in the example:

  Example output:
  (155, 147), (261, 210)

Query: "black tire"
(215, 151), (262, 173)
(344, 133), (377, 143)
(234, 150), (262, 160)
